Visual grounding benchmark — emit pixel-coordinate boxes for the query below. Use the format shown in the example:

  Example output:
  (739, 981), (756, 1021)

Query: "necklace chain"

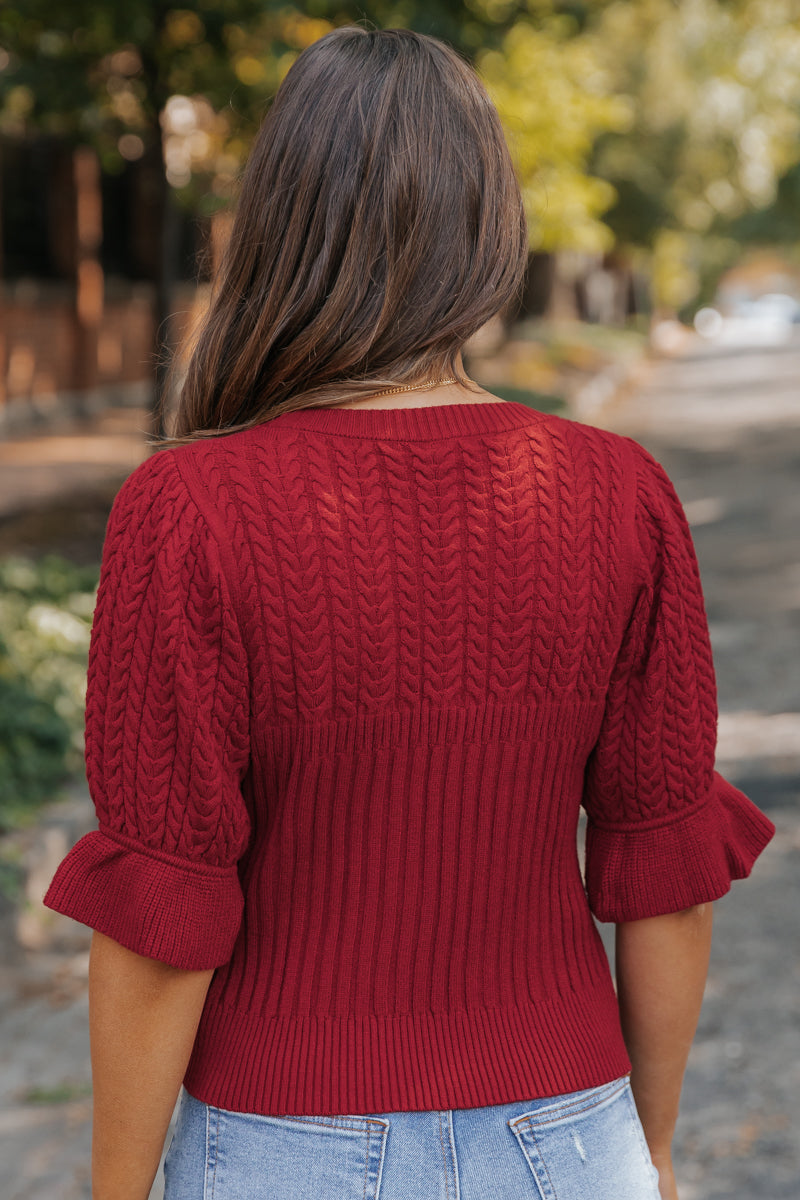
(361, 377), (457, 401)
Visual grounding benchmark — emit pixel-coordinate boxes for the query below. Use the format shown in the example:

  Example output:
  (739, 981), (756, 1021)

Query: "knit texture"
(44, 399), (774, 1115)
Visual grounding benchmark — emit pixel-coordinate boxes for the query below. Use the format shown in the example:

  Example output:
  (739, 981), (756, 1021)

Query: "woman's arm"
(88, 930), (214, 1200)
(615, 903), (714, 1200)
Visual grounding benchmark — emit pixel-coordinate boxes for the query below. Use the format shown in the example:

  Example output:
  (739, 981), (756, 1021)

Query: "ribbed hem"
(585, 771), (776, 922)
(263, 399), (546, 441)
(42, 829), (244, 969)
(183, 987), (632, 1116)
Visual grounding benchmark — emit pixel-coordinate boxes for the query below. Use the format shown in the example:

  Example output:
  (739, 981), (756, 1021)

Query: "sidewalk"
(0, 404), (152, 558)
(593, 334), (800, 1198)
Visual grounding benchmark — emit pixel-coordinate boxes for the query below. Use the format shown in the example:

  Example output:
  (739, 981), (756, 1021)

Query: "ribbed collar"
(267, 399), (547, 441)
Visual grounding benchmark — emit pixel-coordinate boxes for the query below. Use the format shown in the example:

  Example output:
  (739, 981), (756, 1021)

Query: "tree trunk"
(72, 145), (104, 398)
(516, 252), (556, 321)
(0, 140), (5, 413)
(546, 251), (583, 321)
(145, 136), (180, 441)
(140, 1), (178, 442)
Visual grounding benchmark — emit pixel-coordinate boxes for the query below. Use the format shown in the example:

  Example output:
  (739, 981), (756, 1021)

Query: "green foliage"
(0, 842), (24, 903)
(0, 671), (71, 831)
(0, 1), (479, 192)
(0, 0), (633, 239)
(477, 14), (631, 252)
(589, 0), (800, 302)
(21, 1081), (93, 1105)
(513, 318), (646, 382)
(730, 161), (800, 246)
(0, 555), (99, 831)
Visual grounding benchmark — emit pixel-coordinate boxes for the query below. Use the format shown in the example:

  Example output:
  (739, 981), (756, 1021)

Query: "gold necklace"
(361, 377), (457, 401)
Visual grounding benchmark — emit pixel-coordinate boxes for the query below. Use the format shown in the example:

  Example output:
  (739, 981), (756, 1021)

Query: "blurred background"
(0, 3), (798, 1198)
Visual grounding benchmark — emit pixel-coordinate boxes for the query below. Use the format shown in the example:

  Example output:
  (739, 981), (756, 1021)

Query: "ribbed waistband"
(184, 985), (631, 1117)
(256, 698), (605, 761)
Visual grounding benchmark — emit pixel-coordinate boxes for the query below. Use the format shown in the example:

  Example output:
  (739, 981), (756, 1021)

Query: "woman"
(45, 26), (774, 1200)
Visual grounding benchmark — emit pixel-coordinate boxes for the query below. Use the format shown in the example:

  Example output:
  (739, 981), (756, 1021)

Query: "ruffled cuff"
(43, 828), (245, 968)
(585, 772), (776, 922)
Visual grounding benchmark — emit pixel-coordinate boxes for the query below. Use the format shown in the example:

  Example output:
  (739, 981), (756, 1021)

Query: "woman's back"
(48, 397), (771, 1117)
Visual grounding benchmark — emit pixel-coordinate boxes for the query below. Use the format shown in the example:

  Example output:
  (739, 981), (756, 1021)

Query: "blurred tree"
(477, 13), (632, 254)
(731, 159), (800, 246)
(0, 0), (635, 393)
(588, 0), (800, 310)
(0, 1), (337, 434)
(4, 0), (800, 363)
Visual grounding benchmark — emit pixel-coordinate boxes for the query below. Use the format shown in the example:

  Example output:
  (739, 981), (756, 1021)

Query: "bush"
(0, 554), (99, 830)
(0, 669), (72, 831)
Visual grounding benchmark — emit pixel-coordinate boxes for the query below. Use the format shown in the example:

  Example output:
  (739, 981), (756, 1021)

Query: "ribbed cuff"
(43, 829), (244, 968)
(585, 772), (776, 922)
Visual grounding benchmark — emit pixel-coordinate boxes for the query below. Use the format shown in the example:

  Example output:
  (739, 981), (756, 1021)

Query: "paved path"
(595, 334), (800, 1199)
(0, 405), (151, 521)
(1, 341), (798, 1198)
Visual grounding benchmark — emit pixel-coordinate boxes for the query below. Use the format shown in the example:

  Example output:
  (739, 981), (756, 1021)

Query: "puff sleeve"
(582, 440), (774, 922)
(43, 449), (251, 968)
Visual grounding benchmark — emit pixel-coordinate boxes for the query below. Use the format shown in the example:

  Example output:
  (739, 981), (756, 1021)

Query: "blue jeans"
(163, 1076), (662, 1199)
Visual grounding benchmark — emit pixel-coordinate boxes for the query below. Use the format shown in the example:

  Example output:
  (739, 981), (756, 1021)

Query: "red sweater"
(45, 399), (774, 1116)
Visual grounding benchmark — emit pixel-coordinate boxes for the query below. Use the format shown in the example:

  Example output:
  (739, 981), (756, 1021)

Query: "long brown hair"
(156, 26), (528, 446)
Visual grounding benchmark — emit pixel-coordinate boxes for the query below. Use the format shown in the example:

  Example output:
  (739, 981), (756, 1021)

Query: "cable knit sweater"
(45, 399), (774, 1116)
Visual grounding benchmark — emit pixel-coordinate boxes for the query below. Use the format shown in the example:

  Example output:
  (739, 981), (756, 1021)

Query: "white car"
(695, 292), (800, 345)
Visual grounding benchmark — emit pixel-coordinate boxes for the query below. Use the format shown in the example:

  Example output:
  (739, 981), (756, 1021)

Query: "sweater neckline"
(267, 399), (547, 440)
